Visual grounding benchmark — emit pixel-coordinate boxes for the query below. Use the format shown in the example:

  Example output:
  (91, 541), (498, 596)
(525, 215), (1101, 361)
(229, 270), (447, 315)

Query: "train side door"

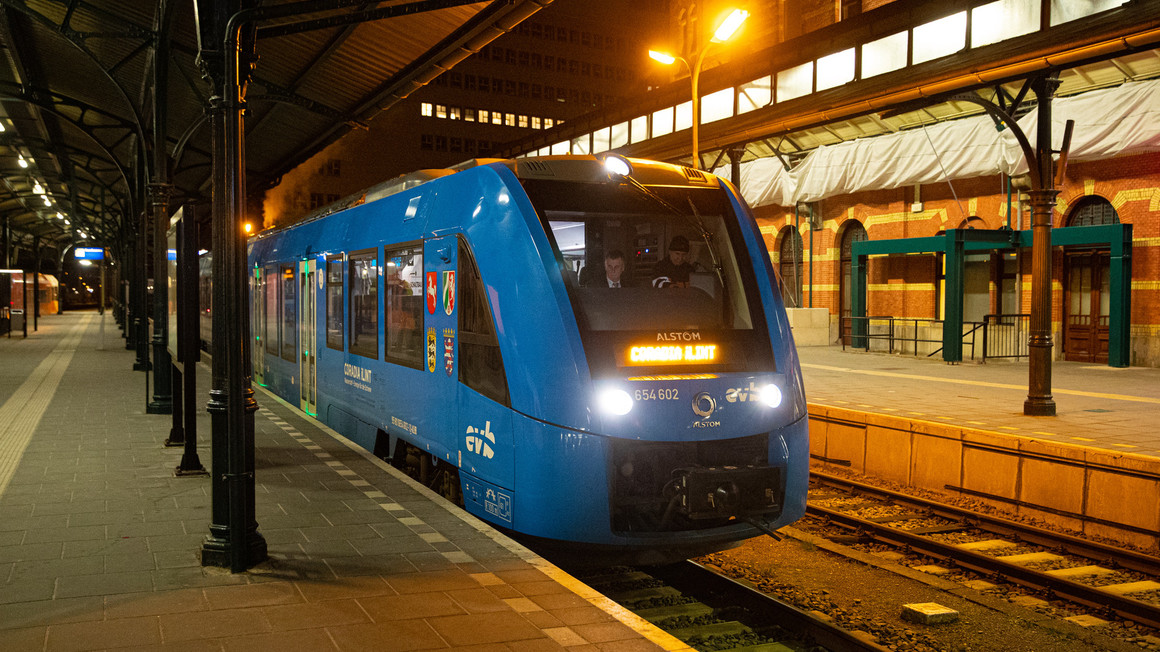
(299, 259), (318, 414)
(252, 267), (264, 386)
(422, 236), (459, 455)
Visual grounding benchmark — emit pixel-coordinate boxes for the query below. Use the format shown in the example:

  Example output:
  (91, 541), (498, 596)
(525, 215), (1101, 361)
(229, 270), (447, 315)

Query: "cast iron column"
(198, 0), (266, 571)
(1023, 76), (1061, 417)
(148, 183), (174, 414)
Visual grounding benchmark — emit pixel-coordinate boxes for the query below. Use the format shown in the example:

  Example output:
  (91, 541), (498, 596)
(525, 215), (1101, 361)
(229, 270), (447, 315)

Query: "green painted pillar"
(1108, 223), (1132, 368)
(851, 249), (866, 349)
(942, 230), (965, 363)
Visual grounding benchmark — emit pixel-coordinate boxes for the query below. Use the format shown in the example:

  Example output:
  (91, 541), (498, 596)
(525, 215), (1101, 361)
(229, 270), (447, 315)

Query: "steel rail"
(807, 488), (1160, 629)
(812, 471), (1160, 576)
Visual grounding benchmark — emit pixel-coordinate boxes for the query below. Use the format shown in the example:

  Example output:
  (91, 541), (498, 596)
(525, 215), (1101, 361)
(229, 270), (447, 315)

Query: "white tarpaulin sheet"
(719, 79), (1160, 208)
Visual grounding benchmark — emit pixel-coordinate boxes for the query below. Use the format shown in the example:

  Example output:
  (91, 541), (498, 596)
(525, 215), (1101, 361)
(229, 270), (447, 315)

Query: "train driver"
(651, 235), (692, 288)
(602, 249), (629, 288)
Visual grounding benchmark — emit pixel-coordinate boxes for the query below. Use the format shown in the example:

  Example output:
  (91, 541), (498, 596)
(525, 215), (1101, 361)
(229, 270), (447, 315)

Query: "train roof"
(255, 155), (723, 239)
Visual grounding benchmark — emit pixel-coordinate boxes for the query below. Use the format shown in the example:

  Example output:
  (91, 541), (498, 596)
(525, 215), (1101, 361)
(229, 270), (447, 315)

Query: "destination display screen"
(623, 343), (719, 366)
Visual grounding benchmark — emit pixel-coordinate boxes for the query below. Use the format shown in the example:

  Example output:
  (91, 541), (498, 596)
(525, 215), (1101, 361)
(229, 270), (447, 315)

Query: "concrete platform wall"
(808, 404), (1160, 553)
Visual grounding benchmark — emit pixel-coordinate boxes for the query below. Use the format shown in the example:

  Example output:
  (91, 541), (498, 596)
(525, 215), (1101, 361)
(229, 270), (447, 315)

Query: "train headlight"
(598, 388), (634, 416)
(759, 383), (783, 408)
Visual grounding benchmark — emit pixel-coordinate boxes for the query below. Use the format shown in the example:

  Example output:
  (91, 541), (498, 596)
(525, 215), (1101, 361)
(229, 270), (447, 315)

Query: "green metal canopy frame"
(850, 224), (1132, 367)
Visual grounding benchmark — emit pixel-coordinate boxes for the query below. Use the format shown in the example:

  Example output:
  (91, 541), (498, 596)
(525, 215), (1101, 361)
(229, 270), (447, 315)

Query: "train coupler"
(673, 465), (781, 520)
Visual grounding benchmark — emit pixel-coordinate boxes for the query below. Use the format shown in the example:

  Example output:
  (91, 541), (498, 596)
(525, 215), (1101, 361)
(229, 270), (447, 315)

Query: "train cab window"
(384, 245), (424, 367)
(326, 255), (344, 351)
(459, 241), (509, 406)
(349, 249), (379, 359)
(523, 179), (772, 374)
(264, 265), (279, 355)
(281, 265), (296, 362)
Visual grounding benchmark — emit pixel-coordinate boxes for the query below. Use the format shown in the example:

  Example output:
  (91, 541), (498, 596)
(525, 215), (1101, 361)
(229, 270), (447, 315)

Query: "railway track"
(807, 472), (1160, 630)
(570, 560), (889, 651)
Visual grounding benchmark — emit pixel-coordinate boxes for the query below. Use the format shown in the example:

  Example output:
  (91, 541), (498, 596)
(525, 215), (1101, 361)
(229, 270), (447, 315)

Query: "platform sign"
(74, 247), (105, 260)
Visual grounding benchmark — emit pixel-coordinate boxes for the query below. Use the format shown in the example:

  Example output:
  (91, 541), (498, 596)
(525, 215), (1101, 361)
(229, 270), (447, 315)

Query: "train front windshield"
(523, 179), (774, 375)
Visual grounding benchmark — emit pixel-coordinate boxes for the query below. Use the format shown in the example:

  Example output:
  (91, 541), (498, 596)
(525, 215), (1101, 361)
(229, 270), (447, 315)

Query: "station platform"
(799, 343), (1160, 552)
(0, 313), (685, 652)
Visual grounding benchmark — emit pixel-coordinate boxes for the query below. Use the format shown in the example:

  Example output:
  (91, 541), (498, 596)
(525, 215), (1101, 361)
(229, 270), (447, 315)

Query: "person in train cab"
(652, 235), (693, 288)
(602, 249), (630, 288)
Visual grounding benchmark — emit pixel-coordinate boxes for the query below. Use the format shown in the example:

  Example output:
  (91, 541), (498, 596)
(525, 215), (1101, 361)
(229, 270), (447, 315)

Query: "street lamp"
(649, 8), (749, 168)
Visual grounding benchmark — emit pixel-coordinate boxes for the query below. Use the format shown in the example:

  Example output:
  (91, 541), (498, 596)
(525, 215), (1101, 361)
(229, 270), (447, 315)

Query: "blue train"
(248, 155), (808, 561)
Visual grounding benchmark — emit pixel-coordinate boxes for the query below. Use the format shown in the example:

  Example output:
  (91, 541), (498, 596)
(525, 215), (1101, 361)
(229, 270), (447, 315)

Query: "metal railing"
(842, 315), (1000, 361)
(982, 313), (1030, 361)
(843, 314), (1031, 362)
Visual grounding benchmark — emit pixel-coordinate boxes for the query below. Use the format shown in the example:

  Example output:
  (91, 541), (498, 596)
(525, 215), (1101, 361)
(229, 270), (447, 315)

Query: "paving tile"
(446, 587), (513, 614)
(55, 570), (154, 599)
(158, 607), (272, 642)
(203, 581), (303, 610)
(324, 553), (416, 578)
(594, 638), (667, 652)
(152, 567), (250, 592)
(104, 588), (212, 619)
(294, 575), (395, 602)
(9, 556), (105, 581)
(359, 592), (465, 621)
(260, 598), (371, 631)
(62, 537), (149, 558)
(0, 577), (57, 604)
(0, 625), (47, 650)
(387, 569), (479, 594)
(570, 622), (641, 644)
(46, 615), (161, 652)
(550, 606), (616, 627)
(106, 552), (161, 573)
(326, 620), (448, 651)
(0, 542), (66, 563)
(528, 592), (592, 611)
(428, 612), (546, 646)
(0, 596), (105, 628)
(220, 627), (340, 651)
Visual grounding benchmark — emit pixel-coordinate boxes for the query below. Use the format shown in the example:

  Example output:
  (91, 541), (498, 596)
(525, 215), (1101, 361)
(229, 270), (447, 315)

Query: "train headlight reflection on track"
(598, 388), (634, 416)
(760, 383), (783, 408)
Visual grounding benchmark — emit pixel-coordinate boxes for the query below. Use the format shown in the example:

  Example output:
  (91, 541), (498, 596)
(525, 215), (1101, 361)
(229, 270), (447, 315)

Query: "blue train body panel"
(245, 156), (808, 558)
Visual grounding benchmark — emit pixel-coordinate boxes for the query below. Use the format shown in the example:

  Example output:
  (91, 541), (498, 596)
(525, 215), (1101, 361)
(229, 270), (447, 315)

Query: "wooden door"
(1064, 251), (1110, 363)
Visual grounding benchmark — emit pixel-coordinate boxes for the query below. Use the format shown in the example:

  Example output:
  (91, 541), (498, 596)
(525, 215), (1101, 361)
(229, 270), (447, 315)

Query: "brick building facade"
(757, 150), (1160, 366)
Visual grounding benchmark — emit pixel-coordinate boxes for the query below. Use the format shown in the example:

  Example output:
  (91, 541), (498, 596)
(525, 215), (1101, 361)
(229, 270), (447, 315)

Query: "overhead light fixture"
(711, 9), (749, 43)
(0, 121), (6, 132)
(64, 219), (70, 225)
(17, 153), (28, 168)
(56, 212), (64, 220)
(32, 180), (44, 194)
(43, 195), (52, 206)
(648, 50), (676, 65)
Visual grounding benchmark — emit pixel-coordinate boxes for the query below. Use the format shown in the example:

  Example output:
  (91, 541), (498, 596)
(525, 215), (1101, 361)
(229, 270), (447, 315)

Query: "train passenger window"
(326, 255), (344, 351)
(459, 241), (509, 406)
(385, 245), (424, 368)
(281, 265), (296, 362)
(264, 265), (278, 356)
(348, 249), (379, 359)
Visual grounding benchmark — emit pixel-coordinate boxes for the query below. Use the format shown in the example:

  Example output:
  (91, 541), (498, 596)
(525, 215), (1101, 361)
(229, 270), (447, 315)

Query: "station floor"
(797, 343), (1160, 459)
(0, 313), (685, 652)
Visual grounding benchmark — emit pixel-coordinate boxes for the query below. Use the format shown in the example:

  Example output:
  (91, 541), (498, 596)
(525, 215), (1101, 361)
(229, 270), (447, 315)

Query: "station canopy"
(0, 1), (545, 250)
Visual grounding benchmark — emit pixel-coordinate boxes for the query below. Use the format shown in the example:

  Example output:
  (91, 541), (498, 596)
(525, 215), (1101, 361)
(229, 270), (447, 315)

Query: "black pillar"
(33, 237), (41, 332)
(198, 0), (266, 571)
(147, 183), (174, 414)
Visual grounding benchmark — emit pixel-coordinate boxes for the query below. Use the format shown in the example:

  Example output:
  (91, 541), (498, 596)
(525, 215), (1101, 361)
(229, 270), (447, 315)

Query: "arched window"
(1067, 196), (1119, 227)
(778, 227), (803, 308)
